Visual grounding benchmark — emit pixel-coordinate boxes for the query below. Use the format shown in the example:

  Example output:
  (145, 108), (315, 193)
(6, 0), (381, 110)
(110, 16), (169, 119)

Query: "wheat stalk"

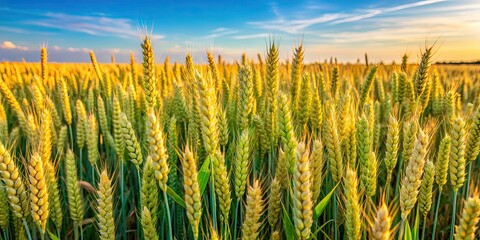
(141, 157), (159, 229)
(212, 150), (232, 222)
(234, 130), (250, 198)
(385, 115), (400, 184)
(455, 196), (480, 240)
(141, 36), (157, 110)
(196, 71), (219, 155)
(97, 170), (115, 240)
(450, 116), (466, 191)
(75, 100), (87, 149)
(419, 160), (435, 217)
(141, 206), (159, 240)
(120, 112), (143, 166)
(146, 110), (169, 191)
(87, 114), (99, 166)
(0, 182), (10, 229)
(182, 144), (202, 239)
(241, 180), (263, 240)
(28, 153), (49, 232)
(0, 142), (30, 218)
(311, 139), (324, 203)
(237, 65), (254, 133)
(344, 167), (362, 240)
(65, 149), (84, 222)
(325, 105), (343, 183)
(293, 141), (313, 239)
(371, 201), (392, 240)
(400, 128), (429, 220)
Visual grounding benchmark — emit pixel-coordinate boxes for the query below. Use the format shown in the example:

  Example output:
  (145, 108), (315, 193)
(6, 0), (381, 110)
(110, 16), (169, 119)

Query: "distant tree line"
(436, 60), (480, 65)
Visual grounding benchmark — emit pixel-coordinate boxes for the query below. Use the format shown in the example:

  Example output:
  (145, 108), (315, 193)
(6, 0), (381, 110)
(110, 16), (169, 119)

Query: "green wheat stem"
(225, 220), (230, 239)
(104, 140), (110, 160)
(233, 199), (239, 239)
(464, 162), (473, 199)
(333, 190), (338, 240)
(69, 124), (74, 150)
(386, 177), (391, 205)
(136, 165), (143, 237)
(421, 216), (426, 240)
(40, 229), (45, 240)
(221, 218), (226, 240)
(22, 219), (32, 240)
(210, 155), (217, 230)
(136, 166), (142, 190)
(136, 165), (142, 239)
(163, 190), (173, 240)
(73, 222), (79, 240)
(80, 224), (84, 240)
(431, 189), (442, 240)
(449, 190), (457, 240)
(120, 162), (126, 240)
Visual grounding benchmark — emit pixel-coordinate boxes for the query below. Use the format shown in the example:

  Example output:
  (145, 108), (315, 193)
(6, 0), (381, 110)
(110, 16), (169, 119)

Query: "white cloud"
(305, 5), (480, 45)
(67, 47), (80, 52)
(249, 13), (345, 34)
(67, 47), (91, 53)
(204, 28), (239, 39)
(212, 28), (229, 33)
(330, 0), (447, 24)
(0, 26), (29, 34)
(231, 33), (269, 40)
(269, 2), (283, 20)
(248, 0), (447, 33)
(1, 41), (16, 49)
(0, 41), (28, 50)
(26, 12), (165, 40)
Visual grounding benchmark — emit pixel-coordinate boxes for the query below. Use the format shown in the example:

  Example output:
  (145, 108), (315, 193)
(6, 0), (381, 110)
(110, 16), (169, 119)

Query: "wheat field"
(0, 37), (479, 240)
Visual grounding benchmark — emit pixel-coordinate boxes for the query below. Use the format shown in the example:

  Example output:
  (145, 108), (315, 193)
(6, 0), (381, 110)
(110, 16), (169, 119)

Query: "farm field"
(0, 38), (479, 240)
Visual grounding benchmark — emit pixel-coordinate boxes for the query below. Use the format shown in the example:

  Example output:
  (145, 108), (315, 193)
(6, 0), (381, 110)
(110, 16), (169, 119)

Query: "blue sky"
(0, 0), (479, 63)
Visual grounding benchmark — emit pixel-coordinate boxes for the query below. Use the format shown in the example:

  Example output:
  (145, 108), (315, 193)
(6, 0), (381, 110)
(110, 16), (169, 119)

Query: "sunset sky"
(0, 0), (479, 63)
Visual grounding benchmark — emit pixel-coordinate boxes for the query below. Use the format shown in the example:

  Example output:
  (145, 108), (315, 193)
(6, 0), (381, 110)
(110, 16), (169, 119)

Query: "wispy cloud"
(67, 47), (84, 52)
(1, 0), (478, 63)
(306, 5), (480, 45)
(204, 28), (239, 38)
(1, 41), (28, 50)
(249, 0), (447, 33)
(330, 0), (447, 24)
(0, 26), (30, 34)
(232, 33), (269, 40)
(25, 12), (164, 40)
(249, 13), (345, 34)
(269, 2), (284, 20)
(64, 46), (128, 55)
(211, 28), (229, 33)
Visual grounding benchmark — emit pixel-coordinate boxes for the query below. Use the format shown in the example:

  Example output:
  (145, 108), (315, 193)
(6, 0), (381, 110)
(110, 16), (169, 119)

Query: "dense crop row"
(0, 37), (479, 239)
